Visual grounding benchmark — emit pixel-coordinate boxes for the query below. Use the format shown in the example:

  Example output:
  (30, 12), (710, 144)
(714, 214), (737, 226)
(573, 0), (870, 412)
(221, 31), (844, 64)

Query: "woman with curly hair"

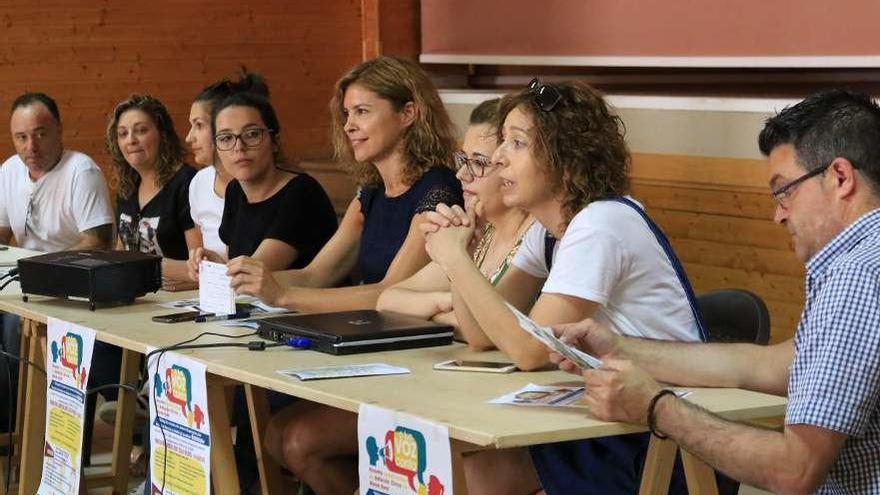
(108, 94), (199, 281)
(422, 80), (705, 494)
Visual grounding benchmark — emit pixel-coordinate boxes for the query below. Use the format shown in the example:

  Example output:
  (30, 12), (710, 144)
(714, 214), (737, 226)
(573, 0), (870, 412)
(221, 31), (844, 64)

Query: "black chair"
(697, 289), (771, 345)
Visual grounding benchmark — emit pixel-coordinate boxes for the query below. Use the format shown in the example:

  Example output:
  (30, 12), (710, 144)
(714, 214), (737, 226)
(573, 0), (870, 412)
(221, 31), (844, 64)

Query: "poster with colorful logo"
(37, 317), (96, 495)
(147, 349), (210, 495)
(358, 404), (453, 495)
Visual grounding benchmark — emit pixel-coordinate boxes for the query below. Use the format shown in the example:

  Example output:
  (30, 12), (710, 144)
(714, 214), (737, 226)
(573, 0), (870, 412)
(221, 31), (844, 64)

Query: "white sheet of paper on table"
(278, 363), (411, 381)
(505, 302), (603, 369)
(198, 260), (236, 315)
(489, 383), (586, 408)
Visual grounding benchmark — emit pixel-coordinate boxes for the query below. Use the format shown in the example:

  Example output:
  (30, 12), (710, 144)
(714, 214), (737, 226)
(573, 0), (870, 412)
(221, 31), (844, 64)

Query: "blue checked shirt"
(787, 209), (880, 494)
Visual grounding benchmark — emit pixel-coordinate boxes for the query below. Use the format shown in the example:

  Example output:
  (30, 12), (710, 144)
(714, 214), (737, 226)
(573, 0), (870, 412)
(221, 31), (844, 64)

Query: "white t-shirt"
(188, 165), (227, 259)
(513, 198), (701, 342)
(0, 150), (114, 252)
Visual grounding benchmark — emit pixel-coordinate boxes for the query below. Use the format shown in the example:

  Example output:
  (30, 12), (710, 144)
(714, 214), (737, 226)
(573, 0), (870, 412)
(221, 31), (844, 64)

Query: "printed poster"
(147, 349), (211, 495)
(37, 318), (96, 495)
(358, 404), (452, 495)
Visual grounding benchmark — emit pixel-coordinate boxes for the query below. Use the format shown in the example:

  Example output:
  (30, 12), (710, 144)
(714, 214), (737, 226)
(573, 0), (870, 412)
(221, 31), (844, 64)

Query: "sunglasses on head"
(527, 78), (562, 112)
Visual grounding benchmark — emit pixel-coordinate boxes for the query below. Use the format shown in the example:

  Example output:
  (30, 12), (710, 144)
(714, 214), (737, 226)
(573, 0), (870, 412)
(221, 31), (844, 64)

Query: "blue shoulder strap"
(544, 232), (557, 272)
(600, 197), (708, 342)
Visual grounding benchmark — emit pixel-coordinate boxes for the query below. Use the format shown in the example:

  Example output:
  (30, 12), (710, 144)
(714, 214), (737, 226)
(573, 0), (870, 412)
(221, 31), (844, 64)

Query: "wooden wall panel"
(631, 153), (804, 343)
(0, 0), (365, 183)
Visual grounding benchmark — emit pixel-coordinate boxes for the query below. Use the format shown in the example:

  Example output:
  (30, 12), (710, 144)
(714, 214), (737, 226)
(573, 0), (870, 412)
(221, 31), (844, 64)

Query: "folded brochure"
(506, 302), (603, 369)
(278, 363), (410, 381)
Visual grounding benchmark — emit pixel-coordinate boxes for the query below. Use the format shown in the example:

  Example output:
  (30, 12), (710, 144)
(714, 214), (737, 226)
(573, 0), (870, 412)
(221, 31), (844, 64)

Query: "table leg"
(109, 349), (140, 494)
(0, 318), (30, 491)
(450, 439), (482, 495)
(638, 436), (677, 495)
(244, 384), (284, 495)
(14, 316), (28, 467)
(681, 448), (719, 495)
(207, 378), (239, 495)
(18, 320), (46, 495)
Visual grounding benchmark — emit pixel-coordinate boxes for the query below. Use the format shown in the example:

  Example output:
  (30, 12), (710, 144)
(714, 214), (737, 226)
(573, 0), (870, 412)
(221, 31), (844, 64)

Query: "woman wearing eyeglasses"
(377, 98), (534, 335)
(247, 56), (461, 494)
(109, 95), (200, 281)
(184, 69), (269, 263)
(187, 90), (337, 277)
(422, 81), (705, 495)
(224, 56), (461, 312)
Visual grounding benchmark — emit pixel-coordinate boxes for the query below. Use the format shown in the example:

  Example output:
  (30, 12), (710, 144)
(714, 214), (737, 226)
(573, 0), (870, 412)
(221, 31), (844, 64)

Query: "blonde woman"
(377, 98), (534, 338)
(251, 56), (462, 495)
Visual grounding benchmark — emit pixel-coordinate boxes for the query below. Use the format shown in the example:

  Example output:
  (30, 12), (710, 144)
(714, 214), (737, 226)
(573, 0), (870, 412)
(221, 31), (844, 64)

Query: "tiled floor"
(84, 411), (145, 494)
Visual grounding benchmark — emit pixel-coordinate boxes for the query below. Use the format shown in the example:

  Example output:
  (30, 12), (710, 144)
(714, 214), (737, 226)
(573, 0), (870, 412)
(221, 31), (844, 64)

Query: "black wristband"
(647, 389), (677, 439)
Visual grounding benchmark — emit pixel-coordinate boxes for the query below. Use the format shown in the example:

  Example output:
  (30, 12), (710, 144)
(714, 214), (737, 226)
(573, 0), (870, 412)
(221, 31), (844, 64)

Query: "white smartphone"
(433, 359), (517, 373)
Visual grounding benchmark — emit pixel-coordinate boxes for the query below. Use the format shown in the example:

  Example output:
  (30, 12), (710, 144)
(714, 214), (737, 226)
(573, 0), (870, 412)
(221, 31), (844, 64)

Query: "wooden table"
(0, 247), (787, 495)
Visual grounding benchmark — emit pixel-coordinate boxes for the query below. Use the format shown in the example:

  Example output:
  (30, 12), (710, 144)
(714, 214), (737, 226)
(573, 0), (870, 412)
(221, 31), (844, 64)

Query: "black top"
(357, 166), (463, 284)
(116, 165), (197, 260)
(219, 172), (337, 270)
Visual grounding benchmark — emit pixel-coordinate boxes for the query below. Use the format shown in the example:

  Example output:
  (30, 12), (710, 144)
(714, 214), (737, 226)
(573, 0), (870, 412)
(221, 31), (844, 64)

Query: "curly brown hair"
(497, 80), (630, 225)
(107, 94), (185, 199)
(330, 56), (457, 187)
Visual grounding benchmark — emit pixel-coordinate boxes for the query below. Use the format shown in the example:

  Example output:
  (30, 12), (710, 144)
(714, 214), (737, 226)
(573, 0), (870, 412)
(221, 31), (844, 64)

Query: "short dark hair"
(469, 98), (500, 126)
(758, 89), (880, 193)
(11, 92), (60, 122)
(194, 68), (269, 108)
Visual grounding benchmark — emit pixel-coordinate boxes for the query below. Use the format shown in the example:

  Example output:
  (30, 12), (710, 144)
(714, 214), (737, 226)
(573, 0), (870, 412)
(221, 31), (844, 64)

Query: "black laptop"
(257, 310), (454, 355)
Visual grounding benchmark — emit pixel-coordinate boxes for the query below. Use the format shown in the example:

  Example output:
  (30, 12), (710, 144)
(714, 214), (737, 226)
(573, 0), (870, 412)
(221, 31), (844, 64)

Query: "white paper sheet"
(506, 302), (603, 369)
(198, 260), (235, 315)
(278, 363), (410, 381)
(489, 383), (585, 408)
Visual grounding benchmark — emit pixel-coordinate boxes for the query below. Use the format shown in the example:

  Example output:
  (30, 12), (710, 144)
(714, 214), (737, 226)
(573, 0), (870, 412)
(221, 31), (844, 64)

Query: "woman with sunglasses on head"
(187, 89), (338, 279)
(248, 56), (461, 495)
(185, 69), (269, 263)
(422, 80), (706, 495)
(377, 98), (534, 335)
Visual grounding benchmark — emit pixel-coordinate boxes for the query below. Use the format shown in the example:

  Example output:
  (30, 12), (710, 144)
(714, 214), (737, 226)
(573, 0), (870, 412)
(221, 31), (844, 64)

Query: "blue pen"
(195, 311), (251, 323)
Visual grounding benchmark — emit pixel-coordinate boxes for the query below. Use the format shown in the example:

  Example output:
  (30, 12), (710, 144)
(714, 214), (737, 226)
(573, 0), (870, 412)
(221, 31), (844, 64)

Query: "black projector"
(17, 250), (162, 310)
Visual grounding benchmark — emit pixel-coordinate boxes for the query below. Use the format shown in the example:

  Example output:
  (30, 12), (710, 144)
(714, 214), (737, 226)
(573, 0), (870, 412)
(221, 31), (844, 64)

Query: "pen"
(195, 311), (252, 323)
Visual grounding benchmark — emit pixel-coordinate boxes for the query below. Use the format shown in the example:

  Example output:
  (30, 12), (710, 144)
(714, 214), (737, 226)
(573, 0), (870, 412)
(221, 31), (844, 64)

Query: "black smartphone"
(151, 311), (210, 323)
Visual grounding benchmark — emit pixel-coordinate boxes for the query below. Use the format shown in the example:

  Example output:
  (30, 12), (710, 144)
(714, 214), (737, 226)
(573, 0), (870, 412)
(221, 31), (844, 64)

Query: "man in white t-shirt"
(0, 92), (114, 435)
(0, 92), (114, 252)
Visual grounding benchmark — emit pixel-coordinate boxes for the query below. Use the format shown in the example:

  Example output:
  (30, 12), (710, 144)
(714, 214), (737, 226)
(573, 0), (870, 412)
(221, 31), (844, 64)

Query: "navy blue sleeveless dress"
(356, 166), (462, 283)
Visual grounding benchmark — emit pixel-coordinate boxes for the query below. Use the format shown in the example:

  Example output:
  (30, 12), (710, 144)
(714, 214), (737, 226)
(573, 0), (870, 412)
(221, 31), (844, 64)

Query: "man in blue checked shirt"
(549, 89), (880, 495)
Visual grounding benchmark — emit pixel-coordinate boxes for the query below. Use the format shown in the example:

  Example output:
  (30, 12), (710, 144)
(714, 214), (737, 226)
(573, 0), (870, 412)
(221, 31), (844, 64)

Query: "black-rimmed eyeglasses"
(771, 163), (831, 208)
(454, 151), (495, 178)
(214, 128), (270, 151)
(527, 78), (562, 112)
